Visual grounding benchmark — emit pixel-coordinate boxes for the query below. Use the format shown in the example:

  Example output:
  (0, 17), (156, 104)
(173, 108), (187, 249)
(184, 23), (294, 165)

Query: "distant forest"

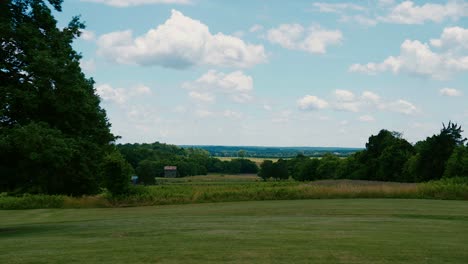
(180, 145), (362, 158)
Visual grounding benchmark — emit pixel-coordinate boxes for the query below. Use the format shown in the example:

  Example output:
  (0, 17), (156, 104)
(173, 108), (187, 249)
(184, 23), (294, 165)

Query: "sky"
(55, 0), (468, 147)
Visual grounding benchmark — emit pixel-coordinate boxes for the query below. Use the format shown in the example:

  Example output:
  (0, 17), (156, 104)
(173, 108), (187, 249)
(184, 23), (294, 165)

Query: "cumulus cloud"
(266, 24), (342, 54)
(189, 91), (215, 103)
(80, 59), (96, 74)
(183, 70), (254, 103)
(334, 89), (355, 101)
(79, 29), (96, 41)
(312, 2), (366, 13)
(358, 115), (375, 122)
(299, 90), (418, 115)
(385, 99), (418, 115)
(440, 88), (463, 96)
(297, 95), (329, 110)
(350, 28), (468, 80)
(430, 27), (468, 50)
(97, 10), (267, 69)
(249, 24), (264, 33)
(339, 15), (378, 26)
(379, 1), (468, 24)
(81, 0), (191, 7)
(96, 83), (152, 104)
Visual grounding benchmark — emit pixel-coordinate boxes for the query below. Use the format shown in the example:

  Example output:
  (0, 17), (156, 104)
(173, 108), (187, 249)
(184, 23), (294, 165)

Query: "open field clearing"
(1, 176), (468, 209)
(1, 199), (468, 264)
(217, 157), (281, 165)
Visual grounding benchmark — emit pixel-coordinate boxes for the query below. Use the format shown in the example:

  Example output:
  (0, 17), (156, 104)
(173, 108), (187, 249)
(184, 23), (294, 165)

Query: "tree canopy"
(0, 0), (117, 195)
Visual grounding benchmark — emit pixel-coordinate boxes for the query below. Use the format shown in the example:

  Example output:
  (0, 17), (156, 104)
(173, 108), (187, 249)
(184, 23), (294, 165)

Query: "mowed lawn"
(1, 199), (468, 264)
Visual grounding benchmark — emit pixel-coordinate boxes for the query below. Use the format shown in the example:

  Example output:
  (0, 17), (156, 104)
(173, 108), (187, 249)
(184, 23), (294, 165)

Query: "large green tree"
(0, 0), (116, 194)
(411, 122), (466, 182)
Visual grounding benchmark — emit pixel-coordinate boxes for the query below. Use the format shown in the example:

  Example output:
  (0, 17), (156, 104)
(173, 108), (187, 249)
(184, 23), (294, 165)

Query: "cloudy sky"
(57, 0), (468, 147)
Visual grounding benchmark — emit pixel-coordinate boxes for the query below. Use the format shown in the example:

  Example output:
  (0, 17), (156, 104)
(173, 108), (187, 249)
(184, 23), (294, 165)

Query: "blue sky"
(56, 0), (468, 147)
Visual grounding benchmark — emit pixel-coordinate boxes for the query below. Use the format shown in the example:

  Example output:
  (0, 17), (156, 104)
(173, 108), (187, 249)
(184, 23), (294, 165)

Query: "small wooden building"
(164, 166), (177, 178)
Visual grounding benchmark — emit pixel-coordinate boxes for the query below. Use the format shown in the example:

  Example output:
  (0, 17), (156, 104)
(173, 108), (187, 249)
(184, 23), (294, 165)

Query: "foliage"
(443, 146), (468, 178)
(118, 142), (258, 178)
(101, 151), (133, 195)
(136, 160), (161, 184)
(0, 0), (114, 195)
(411, 122), (466, 182)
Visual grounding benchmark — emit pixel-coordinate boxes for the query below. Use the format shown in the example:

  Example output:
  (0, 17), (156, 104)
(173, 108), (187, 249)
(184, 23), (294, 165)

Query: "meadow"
(1, 199), (468, 263)
(1, 175), (467, 209)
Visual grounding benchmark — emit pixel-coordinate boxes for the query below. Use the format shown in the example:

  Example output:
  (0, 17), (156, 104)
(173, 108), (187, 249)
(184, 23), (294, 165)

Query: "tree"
(443, 146), (468, 178)
(136, 160), (160, 185)
(345, 130), (415, 182)
(258, 160), (274, 181)
(295, 158), (320, 181)
(0, 0), (115, 194)
(102, 151), (132, 195)
(273, 159), (289, 180)
(316, 154), (341, 179)
(412, 122), (465, 182)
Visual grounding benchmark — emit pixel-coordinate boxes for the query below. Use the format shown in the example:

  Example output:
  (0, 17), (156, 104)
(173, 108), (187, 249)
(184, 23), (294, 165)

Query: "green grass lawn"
(1, 199), (468, 263)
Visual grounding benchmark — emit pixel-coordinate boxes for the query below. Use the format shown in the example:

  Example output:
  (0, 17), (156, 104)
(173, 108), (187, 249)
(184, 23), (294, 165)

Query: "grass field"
(1, 199), (468, 263)
(217, 156), (280, 165)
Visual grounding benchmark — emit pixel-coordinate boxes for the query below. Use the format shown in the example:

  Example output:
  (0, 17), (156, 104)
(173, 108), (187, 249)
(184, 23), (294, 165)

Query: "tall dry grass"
(1, 178), (467, 209)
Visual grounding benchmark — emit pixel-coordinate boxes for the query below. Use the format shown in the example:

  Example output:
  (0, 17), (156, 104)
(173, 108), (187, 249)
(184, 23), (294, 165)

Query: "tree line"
(117, 142), (258, 184)
(258, 122), (468, 182)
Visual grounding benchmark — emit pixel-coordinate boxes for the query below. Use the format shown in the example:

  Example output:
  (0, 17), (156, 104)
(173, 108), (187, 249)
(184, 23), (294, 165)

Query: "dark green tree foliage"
(351, 130), (415, 181)
(295, 158), (320, 181)
(101, 151), (132, 195)
(0, 0), (115, 195)
(273, 159), (289, 180)
(117, 142), (258, 178)
(411, 122), (466, 182)
(136, 160), (160, 185)
(258, 160), (274, 181)
(443, 146), (468, 178)
(316, 153), (341, 179)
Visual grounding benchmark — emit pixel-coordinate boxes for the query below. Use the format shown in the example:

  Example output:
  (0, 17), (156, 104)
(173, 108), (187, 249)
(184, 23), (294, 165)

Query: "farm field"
(217, 156), (281, 165)
(1, 199), (468, 264)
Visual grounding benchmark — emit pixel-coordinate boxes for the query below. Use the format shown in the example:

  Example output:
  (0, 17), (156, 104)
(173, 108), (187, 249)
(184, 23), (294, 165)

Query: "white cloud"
(195, 109), (214, 118)
(267, 24), (342, 54)
(361, 91), (381, 103)
(312, 3), (366, 13)
(80, 59), (96, 74)
(131, 84), (152, 95)
(379, 1), (468, 24)
(378, 0), (395, 7)
(223, 110), (243, 119)
(96, 84), (127, 104)
(339, 15), (377, 26)
(297, 95), (329, 111)
(81, 0), (191, 7)
(334, 89), (355, 101)
(79, 29), (96, 41)
(440, 88), (463, 97)
(299, 90), (417, 116)
(430, 27), (468, 50)
(386, 99), (418, 115)
(97, 10), (267, 69)
(350, 30), (468, 80)
(249, 24), (264, 33)
(189, 91), (215, 103)
(96, 83), (153, 104)
(358, 115), (375, 122)
(333, 89), (360, 112)
(183, 70), (254, 103)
